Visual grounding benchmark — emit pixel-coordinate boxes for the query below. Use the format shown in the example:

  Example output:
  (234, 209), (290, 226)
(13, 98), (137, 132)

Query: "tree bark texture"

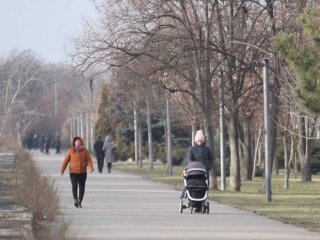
(228, 117), (241, 191)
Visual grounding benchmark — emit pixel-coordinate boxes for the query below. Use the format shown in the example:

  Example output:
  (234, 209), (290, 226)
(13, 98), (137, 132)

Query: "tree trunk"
(80, 112), (84, 138)
(134, 102), (139, 164)
(228, 117), (241, 191)
(85, 112), (89, 149)
(294, 151), (298, 179)
(240, 119), (253, 180)
(288, 135), (295, 178)
(77, 115), (81, 136)
(283, 136), (289, 189)
(146, 96), (153, 170)
(273, 155), (279, 175)
(138, 122), (143, 168)
(204, 119), (217, 190)
(238, 122), (245, 180)
(166, 98), (172, 176)
(252, 124), (263, 178)
(297, 115), (312, 182)
(301, 155), (312, 182)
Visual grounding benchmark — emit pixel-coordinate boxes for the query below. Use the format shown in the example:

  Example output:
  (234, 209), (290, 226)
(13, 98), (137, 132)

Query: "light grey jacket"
(102, 135), (115, 163)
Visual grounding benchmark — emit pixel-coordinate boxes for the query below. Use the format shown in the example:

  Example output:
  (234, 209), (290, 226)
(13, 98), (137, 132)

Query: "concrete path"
(32, 150), (320, 240)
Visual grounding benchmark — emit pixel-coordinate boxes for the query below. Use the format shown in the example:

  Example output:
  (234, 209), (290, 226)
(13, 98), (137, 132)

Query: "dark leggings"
(70, 173), (87, 202)
(97, 156), (104, 173)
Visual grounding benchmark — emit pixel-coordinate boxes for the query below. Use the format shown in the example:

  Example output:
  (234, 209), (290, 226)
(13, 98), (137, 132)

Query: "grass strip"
(114, 161), (320, 232)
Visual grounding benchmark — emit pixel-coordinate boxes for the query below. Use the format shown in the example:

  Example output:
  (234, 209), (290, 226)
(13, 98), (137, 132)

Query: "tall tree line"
(72, 0), (320, 190)
(0, 50), (90, 147)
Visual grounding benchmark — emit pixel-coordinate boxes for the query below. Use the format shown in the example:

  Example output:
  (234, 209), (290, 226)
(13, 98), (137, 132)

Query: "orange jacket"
(60, 146), (93, 174)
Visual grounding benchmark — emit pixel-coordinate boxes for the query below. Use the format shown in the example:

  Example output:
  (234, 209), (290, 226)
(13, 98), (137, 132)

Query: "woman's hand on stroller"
(182, 167), (187, 177)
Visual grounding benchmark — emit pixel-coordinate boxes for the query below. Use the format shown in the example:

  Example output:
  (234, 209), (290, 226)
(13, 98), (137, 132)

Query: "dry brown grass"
(12, 149), (59, 223)
(11, 149), (75, 239)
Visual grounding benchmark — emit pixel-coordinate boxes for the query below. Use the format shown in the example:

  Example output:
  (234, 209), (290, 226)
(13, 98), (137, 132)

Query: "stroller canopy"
(187, 161), (206, 176)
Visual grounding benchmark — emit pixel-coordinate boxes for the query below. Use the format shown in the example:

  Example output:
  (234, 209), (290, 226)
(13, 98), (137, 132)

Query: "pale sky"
(0, 0), (98, 63)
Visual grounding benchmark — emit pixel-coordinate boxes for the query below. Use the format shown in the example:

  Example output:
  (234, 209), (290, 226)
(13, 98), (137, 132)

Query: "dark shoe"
(194, 208), (201, 213)
(78, 201), (82, 208)
(74, 199), (79, 208)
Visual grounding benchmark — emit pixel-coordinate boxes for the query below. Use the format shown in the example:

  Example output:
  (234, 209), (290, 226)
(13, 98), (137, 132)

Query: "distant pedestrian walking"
(60, 136), (94, 208)
(43, 138), (50, 155)
(38, 135), (44, 153)
(102, 135), (116, 173)
(55, 136), (61, 154)
(94, 136), (104, 173)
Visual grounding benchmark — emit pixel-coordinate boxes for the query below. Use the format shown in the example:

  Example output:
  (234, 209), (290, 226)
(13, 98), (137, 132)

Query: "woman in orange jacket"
(60, 136), (94, 208)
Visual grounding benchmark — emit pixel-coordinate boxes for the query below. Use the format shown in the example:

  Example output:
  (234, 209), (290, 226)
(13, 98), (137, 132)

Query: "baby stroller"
(180, 161), (209, 214)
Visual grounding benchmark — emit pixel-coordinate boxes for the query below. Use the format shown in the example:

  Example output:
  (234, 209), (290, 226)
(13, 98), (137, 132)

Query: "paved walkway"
(33, 150), (320, 240)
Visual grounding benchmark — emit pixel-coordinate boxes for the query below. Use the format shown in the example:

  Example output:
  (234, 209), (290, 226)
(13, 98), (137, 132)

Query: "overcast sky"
(0, 0), (98, 63)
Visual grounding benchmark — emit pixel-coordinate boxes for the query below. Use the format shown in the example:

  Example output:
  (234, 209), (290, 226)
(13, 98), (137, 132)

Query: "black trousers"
(70, 173), (87, 202)
(97, 156), (104, 173)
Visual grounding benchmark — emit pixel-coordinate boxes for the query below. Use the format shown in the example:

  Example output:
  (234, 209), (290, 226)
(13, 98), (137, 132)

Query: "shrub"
(11, 149), (75, 239)
(215, 158), (231, 176)
(158, 144), (188, 166)
(115, 142), (135, 161)
(12, 149), (59, 223)
(171, 148), (186, 166)
(255, 166), (264, 177)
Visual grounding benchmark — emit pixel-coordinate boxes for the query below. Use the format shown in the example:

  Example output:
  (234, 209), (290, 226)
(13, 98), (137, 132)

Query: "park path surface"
(32, 150), (320, 240)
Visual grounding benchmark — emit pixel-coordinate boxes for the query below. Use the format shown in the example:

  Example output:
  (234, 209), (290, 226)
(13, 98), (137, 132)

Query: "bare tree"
(0, 50), (46, 145)
(70, 0), (319, 191)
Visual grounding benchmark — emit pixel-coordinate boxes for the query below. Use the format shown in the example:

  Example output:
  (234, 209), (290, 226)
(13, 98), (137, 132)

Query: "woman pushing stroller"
(180, 130), (213, 213)
(182, 130), (213, 178)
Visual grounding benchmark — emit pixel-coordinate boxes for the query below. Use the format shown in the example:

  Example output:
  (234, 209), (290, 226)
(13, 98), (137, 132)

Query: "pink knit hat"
(195, 130), (205, 142)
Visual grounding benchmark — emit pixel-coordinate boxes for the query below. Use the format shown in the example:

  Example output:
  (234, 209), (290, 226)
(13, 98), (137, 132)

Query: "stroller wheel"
(201, 201), (206, 214)
(179, 201), (184, 213)
(190, 207), (193, 214)
(206, 202), (210, 214)
(202, 205), (206, 214)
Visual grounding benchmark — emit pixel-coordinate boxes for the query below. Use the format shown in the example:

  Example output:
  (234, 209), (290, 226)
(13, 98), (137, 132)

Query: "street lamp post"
(262, 58), (272, 202)
(219, 68), (226, 191)
(54, 81), (57, 137)
(166, 97), (172, 176)
(229, 40), (272, 202)
(90, 78), (94, 152)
